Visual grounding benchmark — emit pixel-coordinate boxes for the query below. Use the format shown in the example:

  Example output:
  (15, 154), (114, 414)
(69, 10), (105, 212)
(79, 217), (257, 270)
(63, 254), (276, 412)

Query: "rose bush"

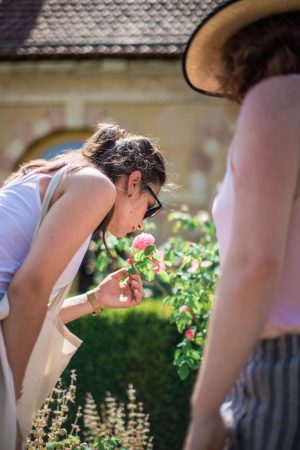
(161, 210), (219, 380)
(88, 209), (219, 381)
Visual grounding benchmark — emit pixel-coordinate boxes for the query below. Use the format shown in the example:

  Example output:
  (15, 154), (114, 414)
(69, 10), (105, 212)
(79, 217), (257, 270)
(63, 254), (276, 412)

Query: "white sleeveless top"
(0, 171), (91, 296)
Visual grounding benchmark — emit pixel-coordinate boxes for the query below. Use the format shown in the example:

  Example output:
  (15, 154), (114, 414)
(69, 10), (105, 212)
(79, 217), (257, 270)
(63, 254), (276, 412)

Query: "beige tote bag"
(17, 167), (83, 444)
(17, 287), (82, 442)
(1, 167), (83, 448)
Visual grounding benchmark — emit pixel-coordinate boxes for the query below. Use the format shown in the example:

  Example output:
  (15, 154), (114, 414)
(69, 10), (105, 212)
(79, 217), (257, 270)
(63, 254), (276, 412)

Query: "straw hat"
(183, 0), (300, 97)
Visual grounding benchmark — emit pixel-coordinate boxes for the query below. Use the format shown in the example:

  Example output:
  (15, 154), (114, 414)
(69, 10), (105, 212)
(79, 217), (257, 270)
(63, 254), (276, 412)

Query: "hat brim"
(183, 0), (300, 97)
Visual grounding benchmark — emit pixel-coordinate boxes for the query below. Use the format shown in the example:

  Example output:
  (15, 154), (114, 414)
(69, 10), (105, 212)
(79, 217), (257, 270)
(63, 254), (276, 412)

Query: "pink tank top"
(212, 150), (300, 337)
(0, 171), (91, 296)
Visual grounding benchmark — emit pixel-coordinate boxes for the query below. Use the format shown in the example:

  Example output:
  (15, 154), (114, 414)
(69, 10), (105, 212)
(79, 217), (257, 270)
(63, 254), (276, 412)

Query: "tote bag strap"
(32, 166), (67, 242)
(32, 166), (72, 310)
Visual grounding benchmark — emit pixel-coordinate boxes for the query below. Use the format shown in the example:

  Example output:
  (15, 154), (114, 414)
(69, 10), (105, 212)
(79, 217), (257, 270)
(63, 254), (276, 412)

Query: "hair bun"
(93, 123), (127, 152)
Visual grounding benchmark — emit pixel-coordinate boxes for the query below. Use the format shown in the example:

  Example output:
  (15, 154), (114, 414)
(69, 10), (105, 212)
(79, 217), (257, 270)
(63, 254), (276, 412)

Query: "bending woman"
(183, 1), (300, 449)
(0, 122), (166, 448)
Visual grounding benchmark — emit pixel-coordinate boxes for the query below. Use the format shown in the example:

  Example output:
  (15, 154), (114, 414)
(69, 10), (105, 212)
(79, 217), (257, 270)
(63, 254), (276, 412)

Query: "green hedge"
(63, 300), (196, 450)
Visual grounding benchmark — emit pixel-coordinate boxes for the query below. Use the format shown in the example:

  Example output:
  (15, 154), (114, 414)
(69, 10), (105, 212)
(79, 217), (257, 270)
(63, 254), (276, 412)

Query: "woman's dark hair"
(5, 123), (166, 249)
(218, 11), (300, 103)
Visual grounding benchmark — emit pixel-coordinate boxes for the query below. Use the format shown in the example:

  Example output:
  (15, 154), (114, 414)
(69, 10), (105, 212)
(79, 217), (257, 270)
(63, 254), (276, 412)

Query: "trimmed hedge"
(63, 300), (196, 450)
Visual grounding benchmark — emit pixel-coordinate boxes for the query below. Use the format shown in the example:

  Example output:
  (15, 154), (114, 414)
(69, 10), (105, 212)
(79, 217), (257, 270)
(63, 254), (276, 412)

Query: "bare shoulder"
(49, 166), (118, 223)
(242, 75), (300, 126)
(235, 75), (300, 163)
(233, 75), (300, 174)
(64, 166), (116, 203)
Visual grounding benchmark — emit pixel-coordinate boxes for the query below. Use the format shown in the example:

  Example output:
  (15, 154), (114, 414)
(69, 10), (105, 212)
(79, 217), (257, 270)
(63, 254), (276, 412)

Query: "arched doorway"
(16, 129), (90, 166)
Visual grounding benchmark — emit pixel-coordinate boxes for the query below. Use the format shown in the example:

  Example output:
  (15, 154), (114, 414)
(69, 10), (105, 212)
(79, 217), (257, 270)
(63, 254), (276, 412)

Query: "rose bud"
(179, 306), (192, 315)
(185, 329), (195, 341)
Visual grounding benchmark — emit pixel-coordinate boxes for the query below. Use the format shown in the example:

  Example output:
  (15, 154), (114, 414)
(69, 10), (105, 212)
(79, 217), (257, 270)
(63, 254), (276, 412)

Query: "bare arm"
(2, 169), (116, 399)
(185, 77), (300, 449)
(59, 293), (94, 323)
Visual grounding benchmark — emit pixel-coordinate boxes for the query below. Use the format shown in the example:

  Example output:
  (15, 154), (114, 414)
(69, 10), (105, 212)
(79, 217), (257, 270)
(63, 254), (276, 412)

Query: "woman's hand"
(183, 412), (228, 450)
(95, 268), (144, 310)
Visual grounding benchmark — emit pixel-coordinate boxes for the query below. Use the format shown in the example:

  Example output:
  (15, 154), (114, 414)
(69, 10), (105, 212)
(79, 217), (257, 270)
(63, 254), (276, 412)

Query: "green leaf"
(143, 245), (156, 256)
(145, 271), (155, 282)
(191, 350), (201, 361)
(176, 317), (187, 333)
(178, 365), (190, 380)
(158, 271), (170, 283)
(127, 265), (137, 276)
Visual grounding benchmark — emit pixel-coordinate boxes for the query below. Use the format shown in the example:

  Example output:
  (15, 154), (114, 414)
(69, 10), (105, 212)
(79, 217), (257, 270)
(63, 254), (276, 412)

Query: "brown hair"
(218, 11), (300, 103)
(4, 123), (166, 247)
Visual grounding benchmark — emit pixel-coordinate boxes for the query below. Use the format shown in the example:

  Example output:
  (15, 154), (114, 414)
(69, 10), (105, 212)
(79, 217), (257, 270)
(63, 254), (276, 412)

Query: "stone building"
(0, 0), (238, 217)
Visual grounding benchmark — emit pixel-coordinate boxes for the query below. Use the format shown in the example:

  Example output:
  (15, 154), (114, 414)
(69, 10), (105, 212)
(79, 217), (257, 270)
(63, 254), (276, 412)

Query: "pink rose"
(127, 258), (134, 265)
(179, 306), (192, 315)
(132, 233), (155, 250)
(185, 329), (195, 341)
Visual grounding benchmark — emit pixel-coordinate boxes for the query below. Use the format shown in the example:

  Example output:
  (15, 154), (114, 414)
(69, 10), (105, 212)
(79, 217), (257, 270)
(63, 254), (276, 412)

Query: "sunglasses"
(144, 185), (163, 220)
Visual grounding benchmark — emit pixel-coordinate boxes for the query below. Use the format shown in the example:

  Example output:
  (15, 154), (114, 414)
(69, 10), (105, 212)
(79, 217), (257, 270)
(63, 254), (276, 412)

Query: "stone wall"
(0, 59), (238, 215)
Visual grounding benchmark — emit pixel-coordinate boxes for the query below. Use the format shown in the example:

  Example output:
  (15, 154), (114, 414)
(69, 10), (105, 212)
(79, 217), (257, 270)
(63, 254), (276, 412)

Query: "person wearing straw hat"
(183, 1), (300, 449)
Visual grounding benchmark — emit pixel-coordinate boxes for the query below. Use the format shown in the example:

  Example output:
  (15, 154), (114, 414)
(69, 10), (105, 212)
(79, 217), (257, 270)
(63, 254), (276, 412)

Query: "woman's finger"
(130, 279), (140, 288)
(133, 284), (144, 301)
(112, 268), (129, 280)
(135, 290), (143, 303)
(129, 274), (143, 284)
(130, 281), (144, 296)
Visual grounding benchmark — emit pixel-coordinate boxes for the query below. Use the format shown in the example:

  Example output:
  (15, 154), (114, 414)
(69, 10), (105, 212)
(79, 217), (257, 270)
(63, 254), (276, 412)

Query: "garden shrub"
(64, 303), (195, 450)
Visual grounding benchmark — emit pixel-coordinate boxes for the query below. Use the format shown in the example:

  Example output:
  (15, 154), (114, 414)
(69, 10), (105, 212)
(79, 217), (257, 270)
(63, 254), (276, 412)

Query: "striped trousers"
(221, 334), (300, 450)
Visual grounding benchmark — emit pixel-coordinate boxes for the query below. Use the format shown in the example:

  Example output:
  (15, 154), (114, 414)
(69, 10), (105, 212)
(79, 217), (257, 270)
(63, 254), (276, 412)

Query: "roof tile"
(0, 0), (208, 59)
